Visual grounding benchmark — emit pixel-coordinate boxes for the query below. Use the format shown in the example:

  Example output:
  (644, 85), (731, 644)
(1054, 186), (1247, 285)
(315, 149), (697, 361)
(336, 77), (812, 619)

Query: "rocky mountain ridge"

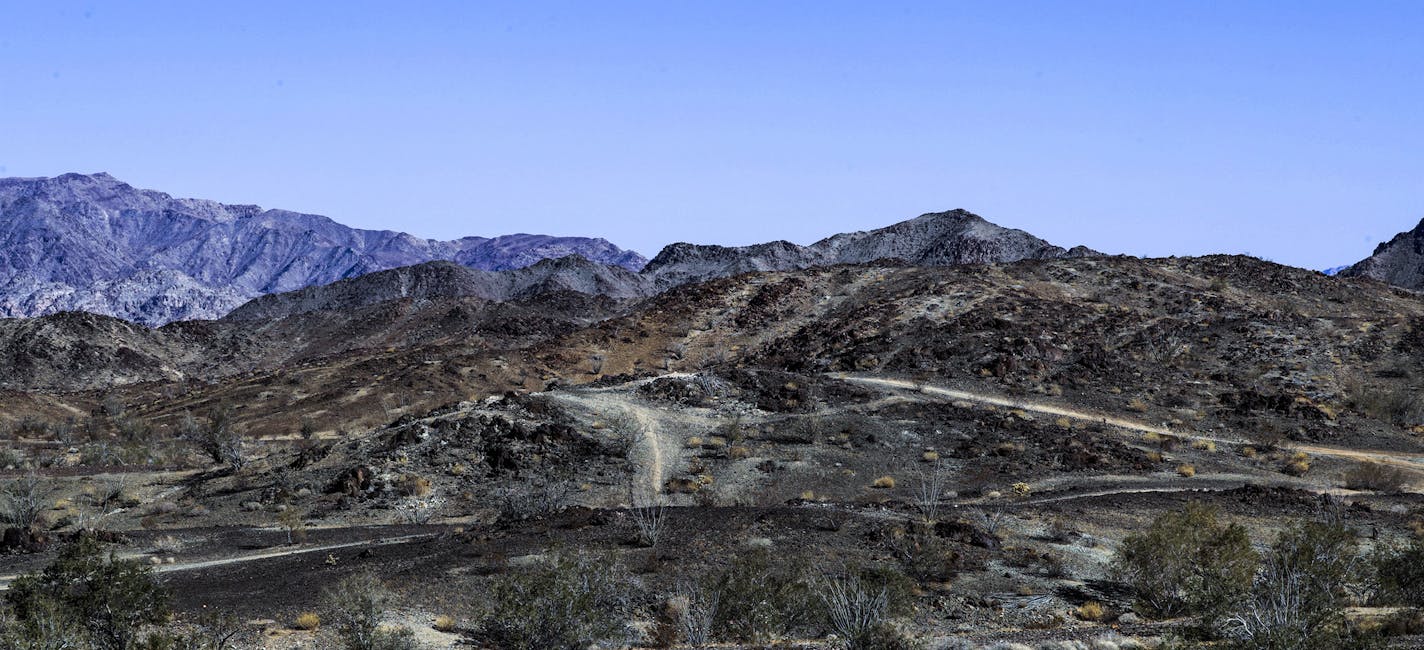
(234, 209), (1098, 321)
(1339, 217), (1424, 290)
(0, 172), (646, 325)
(642, 209), (1098, 290)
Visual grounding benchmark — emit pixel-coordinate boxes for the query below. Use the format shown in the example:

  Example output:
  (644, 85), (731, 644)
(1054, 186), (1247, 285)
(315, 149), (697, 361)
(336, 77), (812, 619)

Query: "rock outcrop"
(1340, 218), (1424, 290)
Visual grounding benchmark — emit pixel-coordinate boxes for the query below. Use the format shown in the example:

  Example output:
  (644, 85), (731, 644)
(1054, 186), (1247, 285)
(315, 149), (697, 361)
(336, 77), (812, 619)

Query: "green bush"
(711, 548), (816, 643)
(5, 536), (171, 650)
(321, 572), (415, 650)
(1115, 503), (1257, 620)
(476, 551), (629, 650)
(1341, 462), (1411, 494)
(817, 564), (919, 650)
(1377, 540), (1424, 606)
(1223, 521), (1370, 650)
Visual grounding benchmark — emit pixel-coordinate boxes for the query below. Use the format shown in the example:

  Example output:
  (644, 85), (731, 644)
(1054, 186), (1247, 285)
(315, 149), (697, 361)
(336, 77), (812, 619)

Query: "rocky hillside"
(231, 209), (1096, 321)
(223, 257), (648, 322)
(1339, 216), (1424, 290)
(0, 173), (646, 325)
(641, 209), (1098, 290)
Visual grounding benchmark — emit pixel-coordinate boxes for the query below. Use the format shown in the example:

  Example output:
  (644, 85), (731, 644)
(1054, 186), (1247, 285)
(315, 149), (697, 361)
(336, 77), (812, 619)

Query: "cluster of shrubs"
(0, 534), (432, 650)
(461, 546), (919, 650)
(0, 404), (248, 473)
(1117, 502), (1424, 649)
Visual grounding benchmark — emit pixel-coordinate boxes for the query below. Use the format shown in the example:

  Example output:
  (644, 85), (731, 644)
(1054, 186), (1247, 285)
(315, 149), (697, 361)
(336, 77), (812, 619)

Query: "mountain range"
(0, 173), (1101, 326)
(0, 173), (645, 325)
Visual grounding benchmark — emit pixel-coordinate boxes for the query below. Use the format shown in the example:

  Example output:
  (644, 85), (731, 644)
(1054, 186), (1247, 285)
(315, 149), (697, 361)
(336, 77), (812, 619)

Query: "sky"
(1, 2), (1421, 270)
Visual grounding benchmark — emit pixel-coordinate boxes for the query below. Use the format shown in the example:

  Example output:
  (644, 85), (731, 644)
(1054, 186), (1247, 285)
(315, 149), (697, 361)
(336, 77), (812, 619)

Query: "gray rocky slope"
(229, 209), (1099, 321)
(1340, 217), (1424, 290)
(642, 209), (1099, 290)
(0, 173), (646, 325)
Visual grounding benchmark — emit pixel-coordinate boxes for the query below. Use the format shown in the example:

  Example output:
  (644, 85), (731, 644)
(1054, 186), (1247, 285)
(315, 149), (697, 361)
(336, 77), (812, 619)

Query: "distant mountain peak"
(0, 173), (647, 325)
(1339, 217), (1424, 289)
(641, 208), (1096, 290)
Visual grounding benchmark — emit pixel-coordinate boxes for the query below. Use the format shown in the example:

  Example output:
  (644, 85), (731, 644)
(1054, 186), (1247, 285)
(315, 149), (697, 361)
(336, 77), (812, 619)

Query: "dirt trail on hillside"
(0, 533), (437, 591)
(548, 388), (673, 496)
(840, 375), (1424, 474)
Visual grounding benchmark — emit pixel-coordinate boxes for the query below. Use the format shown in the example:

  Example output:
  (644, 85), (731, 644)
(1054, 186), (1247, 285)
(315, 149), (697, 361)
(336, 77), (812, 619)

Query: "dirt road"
(839, 374), (1424, 475)
(0, 533), (438, 591)
(548, 386), (674, 496)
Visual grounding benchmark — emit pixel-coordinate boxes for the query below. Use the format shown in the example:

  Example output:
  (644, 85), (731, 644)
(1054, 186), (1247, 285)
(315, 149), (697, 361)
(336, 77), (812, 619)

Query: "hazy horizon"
(3, 2), (1421, 270)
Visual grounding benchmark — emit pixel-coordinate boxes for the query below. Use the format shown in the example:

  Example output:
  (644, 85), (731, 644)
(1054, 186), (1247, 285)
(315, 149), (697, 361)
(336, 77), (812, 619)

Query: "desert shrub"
(5, 536), (171, 650)
(0, 594), (89, 650)
(1047, 516), (1078, 543)
(113, 415), (153, 443)
(293, 612), (321, 630)
(814, 563), (921, 648)
(1076, 601), (1106, 621)
(1281, 452), (1312, 477)
(1115, 503), (1257, 620)
(628, 495), (667, 548)
(1222, 521), (1368, 649)
(278, 508), (308, 545)
(711, 548), (817, 643)
(1375, 540), (1424, 606)
(913, 460), (951, 524)
(1177, 464), (1197, 477)
(321, 572), (415, 650)
(432, 615), (456, 632)
(1342, 462), (1411, 493)
(885, 528), (959, 585)
(179, 608), (249, 649)
(180, 408), (245, 472)
(395, 474), (431, 497)
(0, 447), (23, 469)
(1345, 378), (1424, 427)
(1, 472), (48, 530)
(671, 577), (718, 647)
(476, 551), (629, 650)
(495, 477), (573, 523)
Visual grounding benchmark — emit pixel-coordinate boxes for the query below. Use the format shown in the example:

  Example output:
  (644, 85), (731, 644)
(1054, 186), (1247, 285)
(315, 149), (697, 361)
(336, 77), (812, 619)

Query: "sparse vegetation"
(4, 537), (172, 650)
(321, 572), (415, 650)
(1116, 503), (1257, 620)
(711, 548), (817, 643)
(181, 407), (245, 472)
(1342, 461), (1411, 493)
(475, 551), (629, 650)
(1, 472), (48, 530)
(1222, 520), (1366, 649)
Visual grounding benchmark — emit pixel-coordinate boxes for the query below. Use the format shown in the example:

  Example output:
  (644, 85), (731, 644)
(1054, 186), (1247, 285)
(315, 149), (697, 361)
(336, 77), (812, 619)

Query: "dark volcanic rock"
(224, 257), (650, 321)
(1341, 217), (1424, 290)
(0, 172), (647, 325)
(641, 209), (1097, 290)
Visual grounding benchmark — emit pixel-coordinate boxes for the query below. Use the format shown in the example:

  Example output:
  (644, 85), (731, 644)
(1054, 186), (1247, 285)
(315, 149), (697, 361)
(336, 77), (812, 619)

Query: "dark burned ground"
(157, 506), (915, 617)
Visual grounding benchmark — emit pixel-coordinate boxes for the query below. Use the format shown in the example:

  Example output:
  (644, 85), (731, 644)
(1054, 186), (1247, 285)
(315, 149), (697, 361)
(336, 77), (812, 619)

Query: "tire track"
(839, 374), (1424, 474)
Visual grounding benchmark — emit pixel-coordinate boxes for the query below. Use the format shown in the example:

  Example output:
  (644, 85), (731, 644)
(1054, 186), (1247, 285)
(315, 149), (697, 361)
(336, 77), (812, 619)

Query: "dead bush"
(1342, 462), (1411, 494)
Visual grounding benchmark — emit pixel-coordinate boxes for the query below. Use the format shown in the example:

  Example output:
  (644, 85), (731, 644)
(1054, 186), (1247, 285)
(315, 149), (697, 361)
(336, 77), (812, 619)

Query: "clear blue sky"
(2, 2), (1421, 269)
